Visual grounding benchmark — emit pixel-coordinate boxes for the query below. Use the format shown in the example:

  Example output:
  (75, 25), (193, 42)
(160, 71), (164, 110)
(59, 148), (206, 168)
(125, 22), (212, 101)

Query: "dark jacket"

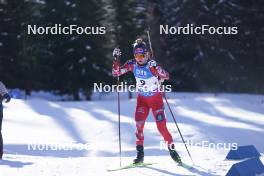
(0, 81), (8, 119)
(0, 81), (8, 99)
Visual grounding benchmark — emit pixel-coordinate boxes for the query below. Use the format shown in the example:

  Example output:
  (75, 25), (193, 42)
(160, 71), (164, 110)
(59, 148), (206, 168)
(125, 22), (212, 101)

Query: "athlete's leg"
(134, 95), (149, 164)
(135, 95), (149, 146)
(149, 93), (173, 145)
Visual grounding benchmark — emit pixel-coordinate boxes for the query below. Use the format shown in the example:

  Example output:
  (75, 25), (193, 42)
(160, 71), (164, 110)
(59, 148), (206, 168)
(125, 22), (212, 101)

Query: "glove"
(159, 78), (165, 84)
(113, 48), (121, 58)
(113, 60), (120, 70)
(148, 60), (157, 68)
(2, 93), (11, 103)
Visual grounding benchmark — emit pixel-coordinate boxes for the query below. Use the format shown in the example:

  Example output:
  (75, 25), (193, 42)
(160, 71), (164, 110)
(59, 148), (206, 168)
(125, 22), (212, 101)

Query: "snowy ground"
(0, 93), (264, 175)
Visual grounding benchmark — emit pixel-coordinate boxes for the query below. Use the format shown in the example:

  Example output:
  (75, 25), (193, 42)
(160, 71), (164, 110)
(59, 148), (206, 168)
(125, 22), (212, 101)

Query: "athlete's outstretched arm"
(112, 59), (134, 77)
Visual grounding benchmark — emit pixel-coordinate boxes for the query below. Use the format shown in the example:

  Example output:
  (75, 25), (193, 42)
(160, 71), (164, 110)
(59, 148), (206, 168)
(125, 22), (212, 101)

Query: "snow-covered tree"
(155, 0), (264, 93)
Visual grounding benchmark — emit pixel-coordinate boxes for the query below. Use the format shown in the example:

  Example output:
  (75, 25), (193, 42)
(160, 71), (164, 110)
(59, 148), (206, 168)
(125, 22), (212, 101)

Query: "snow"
(24, 0), (46, 5)
(66, 48), (75, 53)
(0, 93), (264, 175)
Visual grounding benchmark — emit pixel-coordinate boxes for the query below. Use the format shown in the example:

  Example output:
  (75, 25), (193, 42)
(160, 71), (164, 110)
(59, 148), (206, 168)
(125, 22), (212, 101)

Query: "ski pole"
(147, 30), (154, 58)
(163, 94), (194, 164)
(115, 52), (122, 167)
(117, 75), (122, 167)
(146, 29), (194, 164)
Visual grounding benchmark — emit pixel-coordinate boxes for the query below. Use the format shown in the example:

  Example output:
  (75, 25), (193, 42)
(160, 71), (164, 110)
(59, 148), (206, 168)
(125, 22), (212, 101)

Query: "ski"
(177, 162), (193, 169)
(107, 162), (155, 172)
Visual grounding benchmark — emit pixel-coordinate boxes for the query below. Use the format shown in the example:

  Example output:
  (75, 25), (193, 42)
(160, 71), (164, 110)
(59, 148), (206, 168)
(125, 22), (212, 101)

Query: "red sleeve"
(112, 59), (134, 77)
(150, 65), (170, 80)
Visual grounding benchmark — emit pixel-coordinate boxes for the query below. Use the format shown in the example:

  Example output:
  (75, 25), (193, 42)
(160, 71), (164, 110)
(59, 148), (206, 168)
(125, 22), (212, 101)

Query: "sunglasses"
(135, 54), (145, 60)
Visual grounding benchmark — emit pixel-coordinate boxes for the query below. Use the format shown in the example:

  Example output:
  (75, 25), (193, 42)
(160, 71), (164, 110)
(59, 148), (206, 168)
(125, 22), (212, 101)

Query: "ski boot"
(168, 144), (182, 164)
(133, 145), (144, 164)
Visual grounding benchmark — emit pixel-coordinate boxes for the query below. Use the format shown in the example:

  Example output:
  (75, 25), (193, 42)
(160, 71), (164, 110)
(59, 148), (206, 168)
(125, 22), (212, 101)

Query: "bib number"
(139, 80), (146, 86)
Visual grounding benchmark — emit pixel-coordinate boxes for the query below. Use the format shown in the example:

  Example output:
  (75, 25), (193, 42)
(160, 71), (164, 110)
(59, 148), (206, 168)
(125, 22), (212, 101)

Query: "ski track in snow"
(0, 93), (264, 175)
